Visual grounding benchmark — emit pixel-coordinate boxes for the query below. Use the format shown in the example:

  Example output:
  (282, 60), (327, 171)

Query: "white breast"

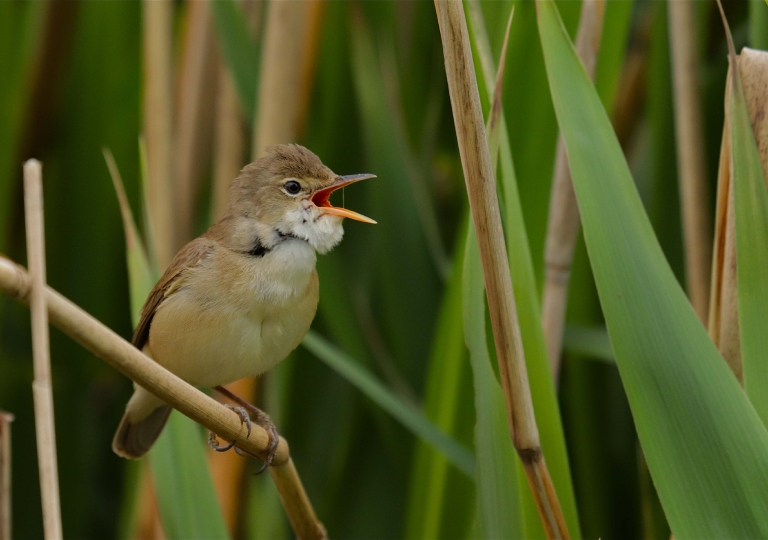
(147, 239), (319, 387)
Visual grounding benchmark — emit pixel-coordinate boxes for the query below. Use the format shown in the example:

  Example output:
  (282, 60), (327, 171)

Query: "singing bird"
(113, 144), (375, 467)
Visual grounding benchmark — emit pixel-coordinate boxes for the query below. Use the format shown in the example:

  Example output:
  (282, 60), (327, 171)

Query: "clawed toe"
(208, 430), (236, 452)
(212, 386), (280, 473)
(207, 404), (253, 453)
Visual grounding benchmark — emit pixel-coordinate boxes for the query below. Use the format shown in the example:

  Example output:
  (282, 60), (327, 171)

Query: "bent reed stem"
(0, 257), (326, 540)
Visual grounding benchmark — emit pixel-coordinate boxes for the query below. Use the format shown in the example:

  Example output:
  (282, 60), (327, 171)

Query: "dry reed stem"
(434, 1), (569, 537)
(0, 258), (326, 540)
(211, 65), (245, 222)
(23, 161), (62, 540)
(174, 1), (218, 245)
(0, 411), (13, 540)
(709, 48), (768, 382)
(668, 0), (712, 323)
(541, 0), (605, 382)
(252, 0), (323, 157)
(143, 0), (176, 268)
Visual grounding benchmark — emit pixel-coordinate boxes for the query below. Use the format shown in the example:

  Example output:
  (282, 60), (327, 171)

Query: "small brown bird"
(112, 144), (375, 466)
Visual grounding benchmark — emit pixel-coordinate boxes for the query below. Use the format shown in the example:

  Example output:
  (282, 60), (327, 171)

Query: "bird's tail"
(112, 387), (171, 459)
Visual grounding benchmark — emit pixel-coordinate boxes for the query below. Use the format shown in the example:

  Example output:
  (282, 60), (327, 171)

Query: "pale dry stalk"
(253, 0), (323, 157)
(434, 1), (569, 537)
(0, 258), (326, 540)
(541, 0), (606, 381)
(173, 0), (218, 246)
(668, 0), (713, 323)
(0, 411), (13, 540)
(211, 65), (245, 223)
(143, 0), (176, 268)
(23, 161), (62, 540)
(709, 48), (768, 382)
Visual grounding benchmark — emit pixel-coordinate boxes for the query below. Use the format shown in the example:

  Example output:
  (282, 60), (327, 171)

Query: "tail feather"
(112, 404), (172, 459)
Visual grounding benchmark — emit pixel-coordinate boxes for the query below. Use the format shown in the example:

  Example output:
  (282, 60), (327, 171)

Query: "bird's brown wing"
(132, 238), (215, 350)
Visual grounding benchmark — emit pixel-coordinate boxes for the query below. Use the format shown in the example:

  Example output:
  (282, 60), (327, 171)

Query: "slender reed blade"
(538, 0), (768, 535)
(302, 331), (474, 477)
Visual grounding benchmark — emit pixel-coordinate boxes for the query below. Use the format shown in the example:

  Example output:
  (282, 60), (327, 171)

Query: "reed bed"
(2, 1), (768, 538)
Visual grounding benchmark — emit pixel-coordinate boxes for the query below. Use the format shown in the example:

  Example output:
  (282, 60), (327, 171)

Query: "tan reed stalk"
(143, 0), (176, 267)
(0, 258), (326, 540)
(173, 0), (218, 245)
(211, 65), (245, 223)
(541, 0), (606, 381)
(668, 0), (712, 323)
(709, 48), (768, 382)
(23, 160), (63, 540)
(252, 0), (323, 157)
(0, 411), (13, 540)
(433, 2), (569, 538)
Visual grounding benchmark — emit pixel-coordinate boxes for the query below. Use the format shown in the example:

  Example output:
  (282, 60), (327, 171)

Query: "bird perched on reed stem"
(112, 144), (375, 469)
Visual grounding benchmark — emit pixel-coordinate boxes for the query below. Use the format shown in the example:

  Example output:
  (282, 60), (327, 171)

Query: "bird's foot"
(214, 386), (280, 474)
(207, 404), (251, 452)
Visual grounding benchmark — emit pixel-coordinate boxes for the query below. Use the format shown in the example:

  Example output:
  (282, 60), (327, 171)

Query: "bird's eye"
(284, 180), (301, 195)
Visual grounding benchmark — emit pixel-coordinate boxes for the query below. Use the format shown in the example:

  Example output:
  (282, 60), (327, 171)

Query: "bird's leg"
(214, 385), (280, 474)
(207, 404), (252, 452)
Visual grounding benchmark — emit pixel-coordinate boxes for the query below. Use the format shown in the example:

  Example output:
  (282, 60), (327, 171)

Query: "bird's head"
(228, 144), (375, 254)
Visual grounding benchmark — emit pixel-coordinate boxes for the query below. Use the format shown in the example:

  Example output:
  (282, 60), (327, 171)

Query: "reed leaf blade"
(538, 1), (768, 537)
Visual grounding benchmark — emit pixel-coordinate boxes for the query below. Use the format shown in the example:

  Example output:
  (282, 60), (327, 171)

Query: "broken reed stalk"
(253, 0), (323, 158)
(0, 411), (13, 540)
(173, 0), (217, 246)
(709, 48), (768, 383)
(0, 258), (326, 540)
(668, 0), (712, 323)
(433, 2), (569, 538)
(23, 160), (63, 540)
(143, 0), (176, 268)
(541, 0), (606, 381)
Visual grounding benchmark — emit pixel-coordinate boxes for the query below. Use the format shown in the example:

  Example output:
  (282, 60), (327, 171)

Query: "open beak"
(311, 174), (377, 224)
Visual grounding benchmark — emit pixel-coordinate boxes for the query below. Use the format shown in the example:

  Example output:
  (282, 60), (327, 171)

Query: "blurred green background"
(0, 0), (762, 538)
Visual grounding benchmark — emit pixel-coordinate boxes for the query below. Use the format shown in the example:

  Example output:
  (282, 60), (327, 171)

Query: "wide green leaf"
(729, 50), (768, 428)
(538, 1), (768, 537)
